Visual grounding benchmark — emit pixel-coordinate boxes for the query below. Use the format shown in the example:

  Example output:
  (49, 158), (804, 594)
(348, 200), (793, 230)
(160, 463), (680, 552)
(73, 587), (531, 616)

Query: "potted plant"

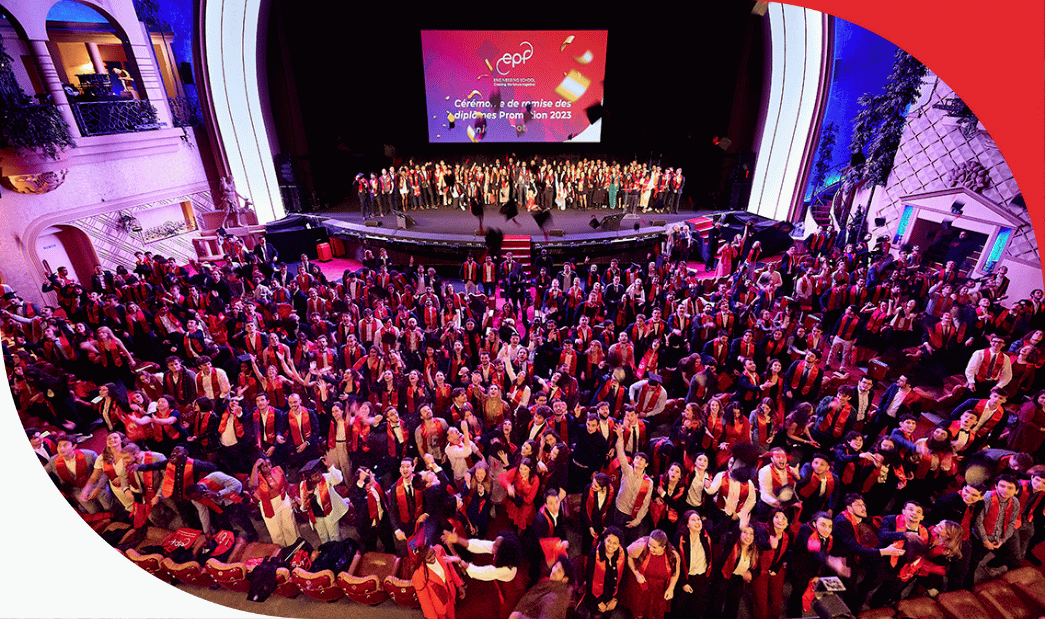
(0, 34), (76, 192)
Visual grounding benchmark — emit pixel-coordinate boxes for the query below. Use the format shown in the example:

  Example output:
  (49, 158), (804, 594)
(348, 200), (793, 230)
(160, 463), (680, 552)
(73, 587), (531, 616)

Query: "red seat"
(291, 567), (345, 602)
(895, 596), (947, 619)
(316, 243), (332, 262)
(384, 559), (419, 608)
(974, 578), (1038, 619)
(935, 589), (993, 619)
(205, 558), (251, 593)
(121, 527), (174, 576)
(338, 551), (399, 605)
(1001, 566), (1045, 611)
(857, 608), (896, 619)
(330, 237), (346, 257)
(161, 556), (216, 588)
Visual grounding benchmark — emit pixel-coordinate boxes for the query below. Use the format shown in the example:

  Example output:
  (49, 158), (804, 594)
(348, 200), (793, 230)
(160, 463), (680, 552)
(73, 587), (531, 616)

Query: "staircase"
(686, 216), (715, 241)
(501, 235), (532, 275)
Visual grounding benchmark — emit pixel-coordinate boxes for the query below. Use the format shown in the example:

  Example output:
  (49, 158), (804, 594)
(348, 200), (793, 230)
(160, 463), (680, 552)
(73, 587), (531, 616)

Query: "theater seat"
(338, 551), (399, 605)
(1000, 566), (1045, 611)
(935, 589), (993, 619)
(384, 555), (419, 607)
(122, 527), (174, 576)
(291, 567), (344, 602)
(205, 558), (251, 593)
(974, 578), (1037, 619)
(895, 596), (947, 619)
(237, 542), (300, 598)
(857, 608), (896, 619)
(161, 555), (216, 588)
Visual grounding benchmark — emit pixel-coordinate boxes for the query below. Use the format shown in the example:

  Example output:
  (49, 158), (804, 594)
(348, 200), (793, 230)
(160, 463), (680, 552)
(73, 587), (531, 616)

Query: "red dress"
(625, 551), (673, 619)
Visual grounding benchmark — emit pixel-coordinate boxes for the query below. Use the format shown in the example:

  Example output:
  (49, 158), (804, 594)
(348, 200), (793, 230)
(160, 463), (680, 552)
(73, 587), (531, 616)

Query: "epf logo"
(496, 41), (533, 76)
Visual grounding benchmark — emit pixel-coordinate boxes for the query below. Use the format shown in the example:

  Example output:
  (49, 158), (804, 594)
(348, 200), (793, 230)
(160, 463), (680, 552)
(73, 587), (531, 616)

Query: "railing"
(168, 96), (203, 127)
(70, 100), (161, 137)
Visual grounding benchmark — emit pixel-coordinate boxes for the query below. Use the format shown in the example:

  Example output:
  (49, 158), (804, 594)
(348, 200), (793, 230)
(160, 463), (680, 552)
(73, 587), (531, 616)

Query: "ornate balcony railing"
(168, 95), (203, 128)
(70, 100), (161, 137)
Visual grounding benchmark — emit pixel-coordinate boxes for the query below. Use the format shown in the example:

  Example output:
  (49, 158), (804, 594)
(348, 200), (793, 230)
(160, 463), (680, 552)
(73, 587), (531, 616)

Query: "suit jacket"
(412, 547), (464, 619)
(253, 242), (279, 263)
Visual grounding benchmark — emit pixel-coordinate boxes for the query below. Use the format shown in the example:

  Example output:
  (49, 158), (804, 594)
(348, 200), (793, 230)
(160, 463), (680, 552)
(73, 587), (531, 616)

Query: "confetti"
(575, 50), (594, 64)
(478, 74), (489, 79)
(466, 90), (482, 99)
(555, 69), (590, 102)
(560, 35), (575, 52)
(484, 58), (493, 72)
(445, 96), (450, 100)
(467, 126), (478, 142)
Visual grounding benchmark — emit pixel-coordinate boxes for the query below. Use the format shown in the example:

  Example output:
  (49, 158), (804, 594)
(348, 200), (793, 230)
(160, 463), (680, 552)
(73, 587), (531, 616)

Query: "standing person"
(47, 434), (112, 515)
(442, 530), (525, 619)
(296, 457), (349, 543)
(672, 511), (712, 619)
(623, 529), (680, 619)
(580, 527), (628, 619)
(349, 466), (396, 553)
(713, 525), (759, 619)
(413, 534), (466, 619)
(248, 456), (298, 546)
(613, 424), (654, 543)
(971, 474), (1023, 579)
(751, 508), (792, 619)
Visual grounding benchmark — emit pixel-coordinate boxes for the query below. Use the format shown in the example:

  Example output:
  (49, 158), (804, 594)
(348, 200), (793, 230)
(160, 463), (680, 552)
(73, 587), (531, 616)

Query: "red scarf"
(798, 470), (835, 500)
(161, 459), (194, 498)
(256, 468), (288, 518)
(395, 478), (422, 527)
(590, 547), (626, 599)
(288, 409), (312, 446)
(631, 475), (653, 518)
(983, 492), (1020, 537)
(218, 409), (244, 438)
(255, 407), (277, 446)
(54, 450), (89, 487)
(327, 415), (352, 450)
(300, 477), (333, 523)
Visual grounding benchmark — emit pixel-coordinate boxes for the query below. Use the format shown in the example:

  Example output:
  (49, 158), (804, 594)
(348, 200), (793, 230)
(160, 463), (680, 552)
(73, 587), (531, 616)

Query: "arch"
(0, 3), (30, 40)
(34, 223), (99, 288)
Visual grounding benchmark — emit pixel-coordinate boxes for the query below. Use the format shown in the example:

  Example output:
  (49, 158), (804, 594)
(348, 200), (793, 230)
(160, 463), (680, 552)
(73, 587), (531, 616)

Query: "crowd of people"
(7, 216), (1045, 619)
(353, 157), (685, 218)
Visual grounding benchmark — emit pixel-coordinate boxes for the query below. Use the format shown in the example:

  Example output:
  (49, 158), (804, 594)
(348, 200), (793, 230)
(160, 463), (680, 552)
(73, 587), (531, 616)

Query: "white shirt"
(688, 534), (707, 575)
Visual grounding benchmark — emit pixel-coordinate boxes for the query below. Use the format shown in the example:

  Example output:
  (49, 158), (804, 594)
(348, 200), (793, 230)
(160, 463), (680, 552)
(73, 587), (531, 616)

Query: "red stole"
(590, 547), (626, 599)
(161, 459), (194, 498)
(255, 407), (277, 445)
(195, 367), (220, 397)
(385, 420), (406, 457)
(288, 410), (312, 446)
(395, 478), (422, 527)
(976, 349), (1004, 381)
(199, 476), (242, 513)
(983, 492), (1020, 536)
(798, 470), (835, 500)
(300, 477), (333, 523)
(256, 468), (288, 518)
(327, 415), (352, 450)
(631, 475), (653, 518)
(54, 451), (89, 487)
(218, 409), (244, 438)
(635, 383), (660, 414)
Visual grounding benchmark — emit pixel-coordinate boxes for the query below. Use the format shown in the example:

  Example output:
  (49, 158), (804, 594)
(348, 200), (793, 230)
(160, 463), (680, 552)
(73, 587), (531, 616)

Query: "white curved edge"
(749, 3), (826, 223)
(205, 0), (285, 224)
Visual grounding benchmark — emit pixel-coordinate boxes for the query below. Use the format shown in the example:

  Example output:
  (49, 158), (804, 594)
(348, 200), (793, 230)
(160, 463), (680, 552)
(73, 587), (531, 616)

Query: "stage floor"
(319, 201), (697, 239)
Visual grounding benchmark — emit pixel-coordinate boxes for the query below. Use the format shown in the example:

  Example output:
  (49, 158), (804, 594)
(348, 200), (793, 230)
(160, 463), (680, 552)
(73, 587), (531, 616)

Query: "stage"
(265, 202), (715, 275)
(319, 201), (699, 240)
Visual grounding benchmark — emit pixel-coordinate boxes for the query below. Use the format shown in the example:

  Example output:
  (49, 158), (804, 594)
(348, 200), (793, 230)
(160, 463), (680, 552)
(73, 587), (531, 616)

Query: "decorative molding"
(946, 159), (990, 193)
(3, 169), (68, 194)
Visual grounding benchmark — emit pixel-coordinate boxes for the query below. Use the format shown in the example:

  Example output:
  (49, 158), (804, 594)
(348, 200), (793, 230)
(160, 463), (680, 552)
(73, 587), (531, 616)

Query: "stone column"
(28, 40), (81, 138)
(85, 42), (105, 74)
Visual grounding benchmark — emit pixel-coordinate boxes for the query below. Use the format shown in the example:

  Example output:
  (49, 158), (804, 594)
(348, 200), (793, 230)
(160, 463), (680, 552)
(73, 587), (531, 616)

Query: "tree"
(844, 49), (928, 190)
(810, 122), (838, 193)
(0, 35), (75, 159)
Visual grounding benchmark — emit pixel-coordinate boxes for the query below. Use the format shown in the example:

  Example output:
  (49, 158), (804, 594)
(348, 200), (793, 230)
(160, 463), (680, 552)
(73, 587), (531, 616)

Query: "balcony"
(70, 100), (161, 137)
(168, 96), (204, 128)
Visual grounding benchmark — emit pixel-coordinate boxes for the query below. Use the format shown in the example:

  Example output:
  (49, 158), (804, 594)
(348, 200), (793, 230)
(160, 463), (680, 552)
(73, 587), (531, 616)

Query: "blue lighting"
(984, 228), (1011, 273)
(894, 204), (914, 242)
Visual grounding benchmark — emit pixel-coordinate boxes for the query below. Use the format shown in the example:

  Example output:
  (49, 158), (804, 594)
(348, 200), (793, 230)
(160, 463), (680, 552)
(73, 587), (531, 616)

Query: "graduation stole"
(288, 410), (312, 446)
(152, 407), (180, 441)
(385, 420), (406, 457)
(55, 450), (89, 487)
(256, 468), (287, 518)
(195, 368), (220, 397)
(798, 469), (834, 499)
(586, 483), (616, 523)
(637, 350), (657, 378)
(395, 478), (422, 526)
(198, 476), (242, 514)
(983, 492), (1020, 536)
(161, 459), (194, 498)
(630, 475), (653, 518)
(255, 407), (277, 445)
(590, 546), (626, 598)
(327, 414), (352, 450)
(300, 477), (333, 523)
(756, 415), (773, 447)
(218, 408), (244, 438)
